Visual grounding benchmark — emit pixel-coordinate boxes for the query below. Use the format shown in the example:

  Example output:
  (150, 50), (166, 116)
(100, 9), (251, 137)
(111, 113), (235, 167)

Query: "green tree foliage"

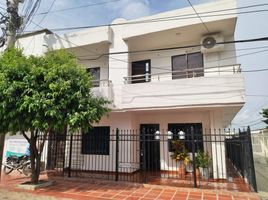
(262, 108), (268, 128)
(0, 48), (110, 184)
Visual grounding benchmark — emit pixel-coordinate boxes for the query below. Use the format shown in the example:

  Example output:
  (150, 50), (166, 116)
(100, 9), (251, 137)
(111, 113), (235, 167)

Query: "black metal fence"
(226, 127), (257, 192)
(40, 126), (257, 192)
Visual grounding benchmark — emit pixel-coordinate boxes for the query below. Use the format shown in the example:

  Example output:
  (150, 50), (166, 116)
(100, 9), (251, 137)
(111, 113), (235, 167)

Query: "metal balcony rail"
(123, 64), (241, 84)
(92, 79), (111, 87)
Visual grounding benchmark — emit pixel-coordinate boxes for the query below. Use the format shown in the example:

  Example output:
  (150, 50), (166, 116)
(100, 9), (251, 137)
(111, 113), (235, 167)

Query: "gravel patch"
(259, 192), (268, 200)
(0, 188), (68, 200)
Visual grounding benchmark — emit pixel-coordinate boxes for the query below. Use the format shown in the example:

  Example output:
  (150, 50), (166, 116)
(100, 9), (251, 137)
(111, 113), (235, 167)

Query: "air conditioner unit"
(201, 34), (224, 53)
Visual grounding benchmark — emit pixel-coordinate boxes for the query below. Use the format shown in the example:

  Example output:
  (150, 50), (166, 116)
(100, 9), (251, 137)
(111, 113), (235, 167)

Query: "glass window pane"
(82, 126), (110, 155)
(187, 53), (203, 78)
(172, 55), (187, 79)
(87, 67), (100, 87)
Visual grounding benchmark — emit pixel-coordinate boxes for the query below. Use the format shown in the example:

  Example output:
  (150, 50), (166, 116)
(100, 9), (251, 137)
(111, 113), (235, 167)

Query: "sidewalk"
(0, 173), (260, 200)
(0, 188), (67, 200)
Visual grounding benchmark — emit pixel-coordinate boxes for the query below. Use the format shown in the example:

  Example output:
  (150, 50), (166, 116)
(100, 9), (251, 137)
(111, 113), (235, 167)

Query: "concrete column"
(210, 109), (227, 179)
(108, 19), (129, 109)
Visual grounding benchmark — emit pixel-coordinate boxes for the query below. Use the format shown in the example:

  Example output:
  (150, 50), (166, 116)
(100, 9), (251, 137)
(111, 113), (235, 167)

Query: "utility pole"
(6, 0), (23, 48)
(0, 0), (23, 180)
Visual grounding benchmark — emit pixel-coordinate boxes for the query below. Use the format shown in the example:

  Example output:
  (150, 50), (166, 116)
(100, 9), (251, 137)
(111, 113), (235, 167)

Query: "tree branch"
(39, 131), (48, 156)
(34, 129), (39, 140)
(21, 130), (30, 143)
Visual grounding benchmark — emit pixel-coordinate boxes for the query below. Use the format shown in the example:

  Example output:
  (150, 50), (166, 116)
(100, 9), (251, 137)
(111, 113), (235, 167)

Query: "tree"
(262, 108), (268, 128)
(0, 48), (110, 184)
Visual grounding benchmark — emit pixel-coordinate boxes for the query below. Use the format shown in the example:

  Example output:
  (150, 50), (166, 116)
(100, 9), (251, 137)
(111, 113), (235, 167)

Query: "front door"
(140, 124), (160, 171)
(132, 60), (151, 84)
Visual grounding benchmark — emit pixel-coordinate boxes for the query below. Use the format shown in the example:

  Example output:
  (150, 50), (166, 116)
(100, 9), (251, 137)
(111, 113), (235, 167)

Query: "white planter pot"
(199, 167), (209, 180)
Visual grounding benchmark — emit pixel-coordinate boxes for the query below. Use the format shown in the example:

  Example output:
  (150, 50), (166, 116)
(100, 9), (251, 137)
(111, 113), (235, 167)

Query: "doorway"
(140, 124), (160, 171)
(132, 60), (151, 84)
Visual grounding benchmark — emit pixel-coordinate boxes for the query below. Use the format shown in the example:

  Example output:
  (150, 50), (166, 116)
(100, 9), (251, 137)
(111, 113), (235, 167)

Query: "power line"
(249, 121), (265, 127)
(242, 68), (268, 73)
(29, 15), (268, 73)
(36, 0), (57, 26)
(232, 99), (268, 125)
(33, 2), (268, 20)
(186, 0), (210, 33)
(27, 7), (268, 32)
(80, 46), (268, 68)
(29, 20), (268, 73)
(19, 0), (42, 34)
(35, 0), (122, 15)
(246, 95), (268, 97)
(79, 37), (268, 60)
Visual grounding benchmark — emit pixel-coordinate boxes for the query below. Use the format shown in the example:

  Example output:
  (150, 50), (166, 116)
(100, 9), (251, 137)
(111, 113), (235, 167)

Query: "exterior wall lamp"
(178, 131), (185, 140)
(155, 131), (160, 140)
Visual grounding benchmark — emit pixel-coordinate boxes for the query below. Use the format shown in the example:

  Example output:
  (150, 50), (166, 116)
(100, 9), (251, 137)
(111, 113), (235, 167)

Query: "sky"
(1, 0), (268, 130)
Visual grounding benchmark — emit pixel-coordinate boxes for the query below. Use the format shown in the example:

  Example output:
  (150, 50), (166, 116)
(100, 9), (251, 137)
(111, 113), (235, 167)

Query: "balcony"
(121, 64), (244, 110)
(123, 64), (241, 84)
(91, 80), (113, 102)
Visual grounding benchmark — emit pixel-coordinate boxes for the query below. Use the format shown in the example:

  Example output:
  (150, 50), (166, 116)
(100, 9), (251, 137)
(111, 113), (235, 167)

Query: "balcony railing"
(123, 64), (241, 84)
(91, 79), (113, 101)
(92, 79), (112, 88)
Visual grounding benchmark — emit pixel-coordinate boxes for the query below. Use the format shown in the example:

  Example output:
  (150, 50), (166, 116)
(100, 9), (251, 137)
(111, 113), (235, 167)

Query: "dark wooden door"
(132, 60), (151, 84)
(140, 124), (160, 171)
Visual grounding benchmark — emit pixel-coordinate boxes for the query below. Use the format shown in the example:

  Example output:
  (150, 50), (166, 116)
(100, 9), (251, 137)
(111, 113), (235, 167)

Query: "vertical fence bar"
(191, 126), (197, 188)
(141, 128), (147, 183)
(247, 126), (258, 192)
(115, 128), (119, 181)
(68, 134), (73, 178)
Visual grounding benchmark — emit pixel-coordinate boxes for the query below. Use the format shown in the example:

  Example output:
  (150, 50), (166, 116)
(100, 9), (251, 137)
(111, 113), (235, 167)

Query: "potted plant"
(170, 140), (190, 177)
(196, 151), (211, 180)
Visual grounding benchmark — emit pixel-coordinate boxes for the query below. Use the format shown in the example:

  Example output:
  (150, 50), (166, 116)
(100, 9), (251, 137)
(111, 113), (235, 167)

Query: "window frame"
(86, 67), (101, 87)
(171, 52), (204, 80)
(81, 126), (110, 155)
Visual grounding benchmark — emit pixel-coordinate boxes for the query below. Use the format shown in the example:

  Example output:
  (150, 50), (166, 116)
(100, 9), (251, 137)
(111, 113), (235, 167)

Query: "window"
(87, 67), (100, 87)
(172, 52), (203, 79)
(82, 126), (110, 155)
(168, 123), (203, 153)
(131, 60), (151, 84)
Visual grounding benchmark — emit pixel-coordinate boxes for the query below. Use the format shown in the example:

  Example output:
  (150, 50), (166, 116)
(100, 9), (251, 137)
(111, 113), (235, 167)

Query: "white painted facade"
(1, 0), (245, 180)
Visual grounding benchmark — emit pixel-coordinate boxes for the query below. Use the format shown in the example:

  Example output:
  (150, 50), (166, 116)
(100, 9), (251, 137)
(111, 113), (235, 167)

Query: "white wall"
(2, 134), (48, 169)
(44, 27), (112, 50)
(122, 0), (237, 39)
(209, 109), (227, 179)
(129, 36), (236, 79)
(15, 32), (47, 56)
(67, 109), (229, 180)
(121, 75), (244, 110)
(65, 112), (138, 173)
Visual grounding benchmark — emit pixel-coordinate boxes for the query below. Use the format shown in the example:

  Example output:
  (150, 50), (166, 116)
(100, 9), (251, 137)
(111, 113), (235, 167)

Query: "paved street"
(254, 161), (268, 200)
(255, 162), (268, 192)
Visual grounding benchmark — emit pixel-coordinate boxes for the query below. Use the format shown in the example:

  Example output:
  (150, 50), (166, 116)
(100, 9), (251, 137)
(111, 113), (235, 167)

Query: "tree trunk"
(29, 132), (47, 185)
(29, 139), (38, 184)
(22, 130), (47, 185)
(0, 134), (5, 180)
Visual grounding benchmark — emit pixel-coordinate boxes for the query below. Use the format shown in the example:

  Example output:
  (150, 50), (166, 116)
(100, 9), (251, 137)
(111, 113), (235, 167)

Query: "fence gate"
(226, 127), (257, 192)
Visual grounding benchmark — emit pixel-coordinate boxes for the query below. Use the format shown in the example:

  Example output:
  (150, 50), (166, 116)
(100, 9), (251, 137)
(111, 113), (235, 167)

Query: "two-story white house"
(3, 0), (247, 186)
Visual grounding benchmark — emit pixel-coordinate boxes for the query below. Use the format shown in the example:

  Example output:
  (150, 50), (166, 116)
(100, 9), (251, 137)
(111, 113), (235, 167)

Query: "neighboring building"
(2, 0), (246, 185)
(252, 129), (268, 163)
